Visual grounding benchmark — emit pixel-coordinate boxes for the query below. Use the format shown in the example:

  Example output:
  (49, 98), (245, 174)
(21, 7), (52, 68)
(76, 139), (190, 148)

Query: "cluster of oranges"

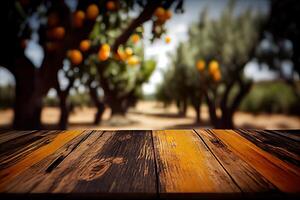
(68, 39), (91, 65)
(196, 59), (222, 82)
(154, 7), (172, 24)
(45, 12), (66, 51)
(73, 4), (99, 28)
(154, 7), (172, 44)
(116, 47), (140, 66)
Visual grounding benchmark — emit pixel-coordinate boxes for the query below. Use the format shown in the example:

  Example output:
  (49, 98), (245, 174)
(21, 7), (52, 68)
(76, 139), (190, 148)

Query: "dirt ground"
(0, 101), (299, 130)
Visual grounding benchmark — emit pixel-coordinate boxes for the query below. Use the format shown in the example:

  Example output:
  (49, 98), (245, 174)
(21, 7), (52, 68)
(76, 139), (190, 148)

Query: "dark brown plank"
(153, 130), (240, 197)
(0, 130), (37, 144)
(0, 130), (61, 170)
(195, 129), (277, 193)
(237, 129), (300, 167)
(271, 130), (300, 142)
(3, 130), (157, 198)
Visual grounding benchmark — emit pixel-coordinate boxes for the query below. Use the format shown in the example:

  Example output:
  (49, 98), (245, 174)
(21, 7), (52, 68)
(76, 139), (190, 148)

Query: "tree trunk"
(108, 98), (127, 116)
(89, 86), (105, 124)
(192, 102), (201, 123)
(58, 93), (69, 129)
(13, 56), (44, 130)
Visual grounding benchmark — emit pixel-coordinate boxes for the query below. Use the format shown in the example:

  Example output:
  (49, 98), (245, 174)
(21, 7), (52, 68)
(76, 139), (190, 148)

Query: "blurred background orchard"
(0, 0), (299, 130)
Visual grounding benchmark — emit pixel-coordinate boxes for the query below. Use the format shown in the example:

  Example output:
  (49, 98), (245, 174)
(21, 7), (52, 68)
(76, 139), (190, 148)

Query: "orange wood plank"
(212, 129), (300, 193)
(153, 130), (240, 195)
(0, 130), (83, 191)
(195, 129), (276, 192)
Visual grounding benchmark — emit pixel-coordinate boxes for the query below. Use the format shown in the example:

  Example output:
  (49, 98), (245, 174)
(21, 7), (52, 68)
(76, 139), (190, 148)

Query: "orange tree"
(1, 0), (183, 129)
(157, 2), (264, 128)
(190, 3), (264, 128)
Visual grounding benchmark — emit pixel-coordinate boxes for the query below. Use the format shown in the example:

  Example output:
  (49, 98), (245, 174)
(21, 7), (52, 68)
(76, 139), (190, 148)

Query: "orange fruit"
(106, 1), (116, 11)
(79, 40), (91, 52)
(212, 70), (221, 82)
(69, 50), (83, 65)
(131, 34), (140, 44)
(127, 55), (139, 66)
(52, 26), (65, 39)
(209, 60), (219, 74)
(164, 10), (172, 20)
(98, 49), (110, 61)
(155, 7), (165, 19)
(165, 36), (171, 44)
(117, 48), (127, 61)
(196, 60), (205, 71)
(86, 4), (99, 20)
(125, 47), (133, 56)
(73, 10), (85, 28)
(101, 43), (111, 52)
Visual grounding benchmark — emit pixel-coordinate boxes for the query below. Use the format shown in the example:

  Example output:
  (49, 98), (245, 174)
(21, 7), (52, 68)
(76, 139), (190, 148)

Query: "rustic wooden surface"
(0, 129), (299, 199)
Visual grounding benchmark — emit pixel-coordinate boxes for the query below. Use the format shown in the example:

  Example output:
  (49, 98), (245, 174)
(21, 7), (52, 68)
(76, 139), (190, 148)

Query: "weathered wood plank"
(0, 130), (60, 170)
(195, 129), (277, 193)
(0, 130), (37, 145)
(153, 130), (240, 196)
(2, 130), (100, 193)
(237, 129), (300, 167)
(0, 130), (84, 191)
(270, 130), (300, 142)
(212, 129), (300, 193)
(3, 130), (157, 198)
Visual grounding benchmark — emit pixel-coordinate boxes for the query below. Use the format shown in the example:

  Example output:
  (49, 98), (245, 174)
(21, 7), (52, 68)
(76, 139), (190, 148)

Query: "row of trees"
(156, 0), (300, 128)
(1, 0), (183, 129)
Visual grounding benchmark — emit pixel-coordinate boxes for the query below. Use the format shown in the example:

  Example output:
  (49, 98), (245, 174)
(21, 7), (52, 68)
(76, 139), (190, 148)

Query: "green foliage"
(240, 82), (300, 115)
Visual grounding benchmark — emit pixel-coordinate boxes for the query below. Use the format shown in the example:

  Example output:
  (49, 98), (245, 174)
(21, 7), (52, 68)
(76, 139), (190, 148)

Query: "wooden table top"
(0, 129), (299, 199)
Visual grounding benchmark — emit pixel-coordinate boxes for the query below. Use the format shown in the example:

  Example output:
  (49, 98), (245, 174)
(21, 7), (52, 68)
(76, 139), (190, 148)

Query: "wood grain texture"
(0, 130), (37, 144)
(0, 129), (299, 198)
(153, 130), (240, 195)
(271, 130), (300, 142)
(2, 130), (157, 198)
(212, 129), (300, 192)
(0, 130), (60, 170)
(0, 130), (83, 191)
(237, 129), (300, 167)
(195, 129), (277, 193)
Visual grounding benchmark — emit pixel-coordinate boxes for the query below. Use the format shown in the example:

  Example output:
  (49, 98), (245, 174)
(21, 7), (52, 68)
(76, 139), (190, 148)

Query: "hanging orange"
(125, 47), (133, 56)
(86, 4), (99, 20)
(127, 55), (140, 66)
(52, 26), (65, 40)
(73, 10), (85, 28)
(79, 40), (91, 52)
(165, 36), (171, 44)
(209, 60), (219, 74)
(164, 10), (172, 20)
(98, 49), (110, 61)
(131, 34), (140, 44)
(106, 1), (116, 11)
(101, 43), (111, 52)
(155, 7), (165, 19)
(196, 60), (205, 71)
(69, 50), (83, 65)
(212, 70), (221, 82)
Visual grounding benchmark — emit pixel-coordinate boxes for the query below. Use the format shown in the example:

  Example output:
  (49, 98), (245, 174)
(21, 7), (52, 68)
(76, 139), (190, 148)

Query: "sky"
(0, 0), (277, 96)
